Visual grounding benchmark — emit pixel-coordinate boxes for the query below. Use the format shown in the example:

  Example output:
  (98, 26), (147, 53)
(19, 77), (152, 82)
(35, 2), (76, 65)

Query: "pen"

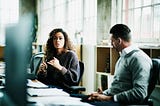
(97, 88), (103, 94)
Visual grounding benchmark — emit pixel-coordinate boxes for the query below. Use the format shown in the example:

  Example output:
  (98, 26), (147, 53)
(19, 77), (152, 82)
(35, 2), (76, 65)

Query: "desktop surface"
(0, 79), (121, 106)
(27, 79), (92, 106)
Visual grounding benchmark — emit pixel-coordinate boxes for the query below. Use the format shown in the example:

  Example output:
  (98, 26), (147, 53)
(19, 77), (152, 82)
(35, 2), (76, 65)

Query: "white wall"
(82, 44), (96, 94)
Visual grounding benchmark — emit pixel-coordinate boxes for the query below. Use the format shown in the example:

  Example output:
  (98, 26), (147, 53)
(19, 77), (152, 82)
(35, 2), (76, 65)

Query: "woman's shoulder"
(65, 50), (79, 61)
(66, 50), (77, 56)
(63, 50), (78, 59)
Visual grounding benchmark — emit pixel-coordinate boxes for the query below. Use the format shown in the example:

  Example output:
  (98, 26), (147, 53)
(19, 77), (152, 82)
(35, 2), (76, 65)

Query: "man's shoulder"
(128, 49), (152, 64)
(125, 48), (140, 57)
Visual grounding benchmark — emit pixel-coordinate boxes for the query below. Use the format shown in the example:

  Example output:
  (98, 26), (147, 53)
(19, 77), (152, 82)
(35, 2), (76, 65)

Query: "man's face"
(110, 34), (121, 52)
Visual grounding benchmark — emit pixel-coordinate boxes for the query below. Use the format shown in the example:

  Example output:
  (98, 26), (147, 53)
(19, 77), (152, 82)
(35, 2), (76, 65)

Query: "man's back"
(103, 46), (152, 104)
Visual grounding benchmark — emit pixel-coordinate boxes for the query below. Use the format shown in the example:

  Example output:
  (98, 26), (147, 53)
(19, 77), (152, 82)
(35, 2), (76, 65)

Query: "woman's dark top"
(37, 50), (80, 90)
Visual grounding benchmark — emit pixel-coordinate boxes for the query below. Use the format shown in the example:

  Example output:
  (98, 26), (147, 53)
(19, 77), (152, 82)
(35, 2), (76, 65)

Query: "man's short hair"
(110, 24), (131, 41)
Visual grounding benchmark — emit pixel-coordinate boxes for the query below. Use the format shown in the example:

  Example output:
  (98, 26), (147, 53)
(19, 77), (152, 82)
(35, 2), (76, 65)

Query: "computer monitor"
(4, 14), (34, 106)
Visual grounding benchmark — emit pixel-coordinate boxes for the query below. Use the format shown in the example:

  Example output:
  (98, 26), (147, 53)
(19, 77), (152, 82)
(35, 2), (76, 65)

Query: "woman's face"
(53, 32), (65, 49)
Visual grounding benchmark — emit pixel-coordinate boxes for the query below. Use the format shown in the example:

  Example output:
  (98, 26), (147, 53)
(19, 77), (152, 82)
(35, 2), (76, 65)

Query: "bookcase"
(95, 45), (160, 90)
(95, 45), (119, 90)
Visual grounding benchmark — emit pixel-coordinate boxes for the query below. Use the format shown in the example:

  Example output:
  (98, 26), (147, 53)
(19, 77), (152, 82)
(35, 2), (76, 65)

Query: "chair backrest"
(30, 52), (44, 75)
(77, 61), (84, 85)
(144, 58), (160, 102)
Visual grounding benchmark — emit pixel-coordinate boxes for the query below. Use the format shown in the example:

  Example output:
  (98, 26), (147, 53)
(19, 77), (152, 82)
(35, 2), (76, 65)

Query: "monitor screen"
(4, 14), (34, 106)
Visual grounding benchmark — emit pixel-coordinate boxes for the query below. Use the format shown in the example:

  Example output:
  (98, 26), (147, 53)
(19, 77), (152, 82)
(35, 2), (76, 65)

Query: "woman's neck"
(57, 48), (65, 55)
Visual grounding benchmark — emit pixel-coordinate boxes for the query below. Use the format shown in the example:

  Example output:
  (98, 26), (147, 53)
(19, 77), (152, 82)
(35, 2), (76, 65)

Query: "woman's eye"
(53, 37), (64, 40)
(53, 37), (57, 40)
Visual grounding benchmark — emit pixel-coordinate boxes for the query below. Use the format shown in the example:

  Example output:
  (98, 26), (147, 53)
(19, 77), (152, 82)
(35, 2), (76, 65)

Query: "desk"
(27, 80), (92, 106)
(0, 79), (120, 106)
(28, 95), (92, 106)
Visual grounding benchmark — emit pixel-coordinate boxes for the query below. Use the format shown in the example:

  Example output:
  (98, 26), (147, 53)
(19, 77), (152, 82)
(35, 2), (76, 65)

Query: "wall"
(19, 0), (36, 16)
(82, 0), (112, 94)
(19, 0), (37, 60)
(82, 44), (96, 94)
(97, 0), (111, 45)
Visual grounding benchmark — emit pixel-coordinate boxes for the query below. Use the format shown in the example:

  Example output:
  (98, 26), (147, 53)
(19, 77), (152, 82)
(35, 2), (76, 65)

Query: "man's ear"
(117, 37), (122, 44)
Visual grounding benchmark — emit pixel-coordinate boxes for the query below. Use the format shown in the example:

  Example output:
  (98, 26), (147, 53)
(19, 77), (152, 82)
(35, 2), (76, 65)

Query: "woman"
(37, 28), (80, 91)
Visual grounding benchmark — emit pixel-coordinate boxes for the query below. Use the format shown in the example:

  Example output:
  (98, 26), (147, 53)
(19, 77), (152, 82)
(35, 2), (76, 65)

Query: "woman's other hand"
(47, 57), (63, 71)
(37, 61), (47, 76)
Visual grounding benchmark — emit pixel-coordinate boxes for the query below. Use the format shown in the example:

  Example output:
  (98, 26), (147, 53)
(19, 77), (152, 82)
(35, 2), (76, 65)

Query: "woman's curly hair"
(44, 28), (75, 61)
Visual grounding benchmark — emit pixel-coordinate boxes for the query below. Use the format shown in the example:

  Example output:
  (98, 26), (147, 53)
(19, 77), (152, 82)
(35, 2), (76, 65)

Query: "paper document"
(27, 88), (69, 97)
(27, 79), (48, 88)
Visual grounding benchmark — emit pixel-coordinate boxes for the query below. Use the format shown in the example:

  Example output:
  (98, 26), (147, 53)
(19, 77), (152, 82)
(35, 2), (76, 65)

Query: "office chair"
(27, 52), (44, 79)
(140, 58), (160, 106)
(30, 52), (44, 74)
(29, 52), (86, 94)
(69, 61), (86, 94)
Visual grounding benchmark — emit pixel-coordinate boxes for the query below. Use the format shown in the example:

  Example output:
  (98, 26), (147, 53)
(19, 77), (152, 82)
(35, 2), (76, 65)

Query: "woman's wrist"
(58, 65), (63, 70)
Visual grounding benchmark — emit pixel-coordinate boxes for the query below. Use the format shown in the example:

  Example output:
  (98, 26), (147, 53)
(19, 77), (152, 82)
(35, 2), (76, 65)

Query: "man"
(88, 24), (152, 104)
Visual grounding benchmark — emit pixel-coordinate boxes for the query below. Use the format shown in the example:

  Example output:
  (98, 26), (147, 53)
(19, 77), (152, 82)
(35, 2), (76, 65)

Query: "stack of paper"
(27, 79), (48, 88)
(27, 88), (69, 97)
(27, 79), (69, 97)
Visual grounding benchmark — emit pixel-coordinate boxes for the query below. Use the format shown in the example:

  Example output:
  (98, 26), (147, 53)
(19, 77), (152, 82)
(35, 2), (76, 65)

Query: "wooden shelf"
(96, 72), (113, 76)
(96, 45), (118, 89)
(96, 46), (119, 75)
(0, 46), (4, 61)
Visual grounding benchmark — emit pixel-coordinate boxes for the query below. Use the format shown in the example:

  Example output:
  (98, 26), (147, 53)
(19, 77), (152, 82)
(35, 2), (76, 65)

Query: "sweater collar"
(120, 44), (139, 57)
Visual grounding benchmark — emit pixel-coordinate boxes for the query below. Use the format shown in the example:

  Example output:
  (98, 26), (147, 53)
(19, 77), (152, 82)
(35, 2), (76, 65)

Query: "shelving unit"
(95, 45), (119, 90)
(96, 45), (119, 75)
(32, 42), (44, 54)
(139, 46), (160, 58)
(95, 45), (160, 90)
(0, 46), (4, 61)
